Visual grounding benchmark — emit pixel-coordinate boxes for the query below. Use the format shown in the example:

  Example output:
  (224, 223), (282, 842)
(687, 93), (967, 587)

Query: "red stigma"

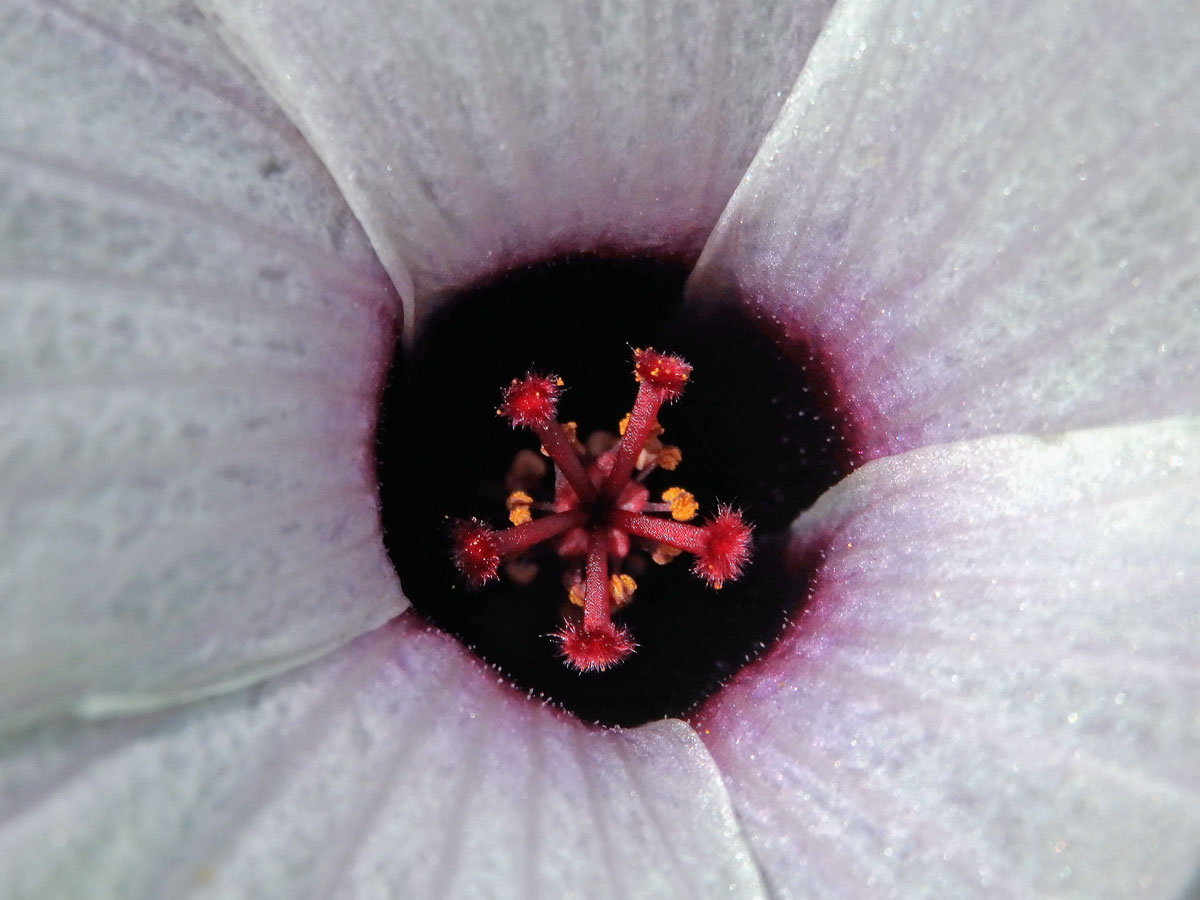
(633, 347), (692, 400)
(450, 519), (500, 586)
(555, 622), (637, 672)
(499, 373), (561, 427)
(692, 505), (754, 589)
(449, 347), (753, 671)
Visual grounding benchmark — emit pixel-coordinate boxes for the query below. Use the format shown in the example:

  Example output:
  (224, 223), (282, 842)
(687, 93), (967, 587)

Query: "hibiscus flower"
(2, 0), (1197, 897)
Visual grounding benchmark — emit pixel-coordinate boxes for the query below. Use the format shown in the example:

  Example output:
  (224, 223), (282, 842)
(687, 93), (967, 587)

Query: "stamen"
(661, 487), (698, 521)
(568, 572), (636, 608)
(656, 445), (682, 470)
(566, 576), (586, 607)
(609, 573), (637, 607)
(561, 421), (584, 451)
(651, 544), (683, 565)
(506, 490), (534, 525)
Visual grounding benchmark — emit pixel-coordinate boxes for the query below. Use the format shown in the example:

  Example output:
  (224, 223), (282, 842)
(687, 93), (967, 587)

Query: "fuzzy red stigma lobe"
(608, 506), (753, 588)
(499, 373), (561, 427)
(602, 348), (692, 498)
(633, 348), (692, 400)
(451, 511), (586, 586)
(555, 622), (636, 672)
(692, 505), (753, 589)
(501, 372), (595, 502)
(450, 519), (500, 586)
(450, 347), (753, 672)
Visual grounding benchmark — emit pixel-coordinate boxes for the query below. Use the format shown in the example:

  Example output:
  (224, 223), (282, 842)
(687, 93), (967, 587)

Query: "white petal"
(692, 0), (1200, 458)
(696, 417), (1200, 898)
(0, 0), (404, 729)
(0, 615), (765, 900)
(198, 0), (836, 335)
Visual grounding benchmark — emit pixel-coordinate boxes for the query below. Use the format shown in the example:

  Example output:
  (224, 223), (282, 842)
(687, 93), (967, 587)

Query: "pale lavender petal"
(0, 615), (765, 900)
(697, 417), (1200, 898)
(0, 0), (404, 729)
(198, 0), (835, 335)
(691, 0), (1200, 459)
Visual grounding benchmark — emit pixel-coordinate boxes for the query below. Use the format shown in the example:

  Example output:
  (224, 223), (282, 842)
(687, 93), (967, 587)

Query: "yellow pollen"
(617, 413), (664, 438)
(506, 490), (533, 525)
(565, 573), (637, 607)
(506, 490), (533, 509)
(562, 421), (584, 450)
(662, 487), (698, 521)
(567, 580), (586, 607)
(652, 544), (684, 565)
(656, 445), (682, 470)
(634, 350), (689, 386)
(609, 573), (637, 606)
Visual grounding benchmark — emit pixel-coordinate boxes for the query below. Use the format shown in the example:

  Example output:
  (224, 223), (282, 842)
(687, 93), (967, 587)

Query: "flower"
(1, 1), (1197, 899)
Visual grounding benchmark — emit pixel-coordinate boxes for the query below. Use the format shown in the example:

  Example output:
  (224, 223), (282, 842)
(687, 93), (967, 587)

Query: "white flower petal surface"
(198, 0), (835, 335)
(696, 417), (1200, 899)
(691, 0), (1200, 459)
(0, 615), (766, 900)
(0, 0), (404, 730)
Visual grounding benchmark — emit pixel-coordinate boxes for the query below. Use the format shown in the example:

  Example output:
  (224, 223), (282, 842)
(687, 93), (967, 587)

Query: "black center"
(376, 254), (851, 726)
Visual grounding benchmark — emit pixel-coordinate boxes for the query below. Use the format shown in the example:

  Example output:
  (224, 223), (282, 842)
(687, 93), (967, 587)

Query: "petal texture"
(692, 0), (1200, 459)
(696, 417), (1200, 898)
(0, 615), (765, 900)
(198, 0), (835, 334)
(0, 0), (404, 730)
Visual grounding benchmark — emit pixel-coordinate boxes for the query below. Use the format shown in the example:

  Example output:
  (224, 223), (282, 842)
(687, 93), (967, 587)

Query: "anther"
(662, 487), (698, 521)
(506, 490), (534, 526)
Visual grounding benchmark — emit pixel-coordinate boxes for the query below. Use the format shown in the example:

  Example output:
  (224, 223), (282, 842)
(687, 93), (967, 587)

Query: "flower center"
(377, 254), (853, 726)
(451, 351), (753, 672)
